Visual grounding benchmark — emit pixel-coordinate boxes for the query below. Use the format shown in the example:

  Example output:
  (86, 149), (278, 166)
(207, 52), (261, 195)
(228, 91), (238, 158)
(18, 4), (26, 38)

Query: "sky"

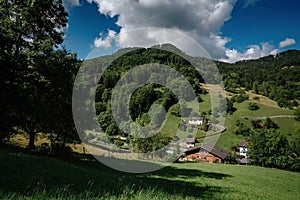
(62, 0), (300, 63)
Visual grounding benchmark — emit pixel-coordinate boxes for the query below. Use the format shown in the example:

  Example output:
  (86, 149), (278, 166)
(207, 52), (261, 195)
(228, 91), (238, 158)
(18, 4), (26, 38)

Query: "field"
(0, 147), (299, 200)
(196, 87), (300, 150)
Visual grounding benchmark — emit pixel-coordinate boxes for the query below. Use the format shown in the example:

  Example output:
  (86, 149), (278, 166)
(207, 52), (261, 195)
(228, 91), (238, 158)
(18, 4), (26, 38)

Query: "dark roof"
(185, 138), (196, 143)
(238, 141), (249, 147)
(185, 143), (229, 159)
(237, 158), (249, 164)
(189, 117), (203, 121)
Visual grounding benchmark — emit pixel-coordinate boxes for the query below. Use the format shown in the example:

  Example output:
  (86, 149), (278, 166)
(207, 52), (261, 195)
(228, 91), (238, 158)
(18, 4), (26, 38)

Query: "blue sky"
(62, 0), (300, 62)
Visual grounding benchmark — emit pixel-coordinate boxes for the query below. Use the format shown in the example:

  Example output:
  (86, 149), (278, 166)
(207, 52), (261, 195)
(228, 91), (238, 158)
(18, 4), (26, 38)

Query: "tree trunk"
(28, 132), (36, 148)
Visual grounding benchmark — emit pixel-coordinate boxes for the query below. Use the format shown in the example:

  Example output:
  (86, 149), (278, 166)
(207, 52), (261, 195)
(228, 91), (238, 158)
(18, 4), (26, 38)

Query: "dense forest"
(217, 50), (300, 108)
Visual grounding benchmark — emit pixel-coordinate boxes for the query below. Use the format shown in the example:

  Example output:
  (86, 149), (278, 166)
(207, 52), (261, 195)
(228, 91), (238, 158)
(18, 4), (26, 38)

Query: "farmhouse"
(182, 143), (229, 163)
(188, 117), (203, 125)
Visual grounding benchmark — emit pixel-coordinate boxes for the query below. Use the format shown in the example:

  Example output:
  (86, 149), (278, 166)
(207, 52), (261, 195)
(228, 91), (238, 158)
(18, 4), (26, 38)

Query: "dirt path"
(241, 115), (295, 120)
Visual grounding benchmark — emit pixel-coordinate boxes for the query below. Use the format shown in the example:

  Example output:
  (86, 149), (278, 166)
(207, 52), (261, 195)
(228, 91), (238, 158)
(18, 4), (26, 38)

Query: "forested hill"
(88, 46), (300, 108)
(217, 50), (300, 108)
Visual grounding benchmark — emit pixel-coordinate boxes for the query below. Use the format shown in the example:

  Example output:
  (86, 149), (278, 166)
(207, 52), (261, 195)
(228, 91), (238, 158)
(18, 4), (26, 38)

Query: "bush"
(295, 109), (300, 121)
(231, 94), (249, 103)
(248, 103), (259, 111)
(170, 104), (181, 117)
(253, 96), (260, 101)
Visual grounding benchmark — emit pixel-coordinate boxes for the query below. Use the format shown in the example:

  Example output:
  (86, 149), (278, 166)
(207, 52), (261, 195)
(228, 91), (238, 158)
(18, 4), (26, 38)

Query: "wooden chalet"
(183, 143), (229, 163)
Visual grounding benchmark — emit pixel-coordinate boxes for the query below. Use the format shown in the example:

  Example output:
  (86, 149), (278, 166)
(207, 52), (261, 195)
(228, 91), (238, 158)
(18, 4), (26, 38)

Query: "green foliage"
(248, 103), (259, 111)
(0, 0), (80, 147)
(248, 129), (291, 169)
(234, 120), (251, 136)
(231, 94), (249, 103)
(170, 104), (181, 117)
(295, 109), (300, 121)
(263, 118), (279, 129)
(253, 96), (260, 101)
(129, 84), (161, 120)
(218, 50), (300, 108)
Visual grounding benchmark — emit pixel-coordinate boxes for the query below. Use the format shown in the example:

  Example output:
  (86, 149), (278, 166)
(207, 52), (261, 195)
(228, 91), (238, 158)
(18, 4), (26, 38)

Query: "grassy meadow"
(0, 147), (299, 200)
(195, 88), (300, 150)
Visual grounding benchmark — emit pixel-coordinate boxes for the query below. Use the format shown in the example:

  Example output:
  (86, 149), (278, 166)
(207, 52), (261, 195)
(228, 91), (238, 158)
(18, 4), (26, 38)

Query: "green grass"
(159, 113), (180, 136)
(216, 99), (299, 150)
(164, 91), (300, 151)
(0, 148), (299, 199)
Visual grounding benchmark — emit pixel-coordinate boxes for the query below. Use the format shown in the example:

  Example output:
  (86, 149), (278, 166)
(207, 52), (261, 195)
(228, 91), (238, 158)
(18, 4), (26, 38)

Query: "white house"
(188, 117), (203, 125)
(179, 138), (196, 149)
(238, 141), (248, 158)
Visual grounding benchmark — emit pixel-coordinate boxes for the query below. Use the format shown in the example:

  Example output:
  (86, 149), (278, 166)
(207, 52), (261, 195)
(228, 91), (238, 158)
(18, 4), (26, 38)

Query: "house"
(188, 117), (203, 125)
(237, 140), (249, 165)
(184, 138), (196, 148)
(238, 141), (248, 158)
(179, 138), (196, 149)
(181, 143), (229, 163)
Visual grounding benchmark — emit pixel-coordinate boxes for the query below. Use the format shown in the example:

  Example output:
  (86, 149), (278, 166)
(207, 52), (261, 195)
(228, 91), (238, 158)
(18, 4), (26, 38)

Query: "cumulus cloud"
(94, 29), (117, 49)
(279, 38), (296, 48)
(89, 0), (236, 59)
(88, 0), (292, 63)
(221, 42), (279, 63)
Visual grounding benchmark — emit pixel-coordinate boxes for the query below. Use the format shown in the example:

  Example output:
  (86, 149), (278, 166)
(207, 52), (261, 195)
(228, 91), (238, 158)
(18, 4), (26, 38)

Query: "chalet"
(182, 143), (229, 163)
(188, 117), (203, 125)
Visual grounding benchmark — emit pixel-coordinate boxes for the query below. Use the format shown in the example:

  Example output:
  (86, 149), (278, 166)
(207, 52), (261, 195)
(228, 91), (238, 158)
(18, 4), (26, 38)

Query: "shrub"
(248, 103), (259, 110)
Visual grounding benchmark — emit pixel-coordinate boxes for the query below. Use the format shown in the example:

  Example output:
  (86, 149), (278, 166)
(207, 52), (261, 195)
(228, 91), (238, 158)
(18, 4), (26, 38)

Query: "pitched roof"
(185, 143), (229, 159)
(189, 117), (203, 121)
(238, 141), (249, 147)
(184, 138), (196, 143)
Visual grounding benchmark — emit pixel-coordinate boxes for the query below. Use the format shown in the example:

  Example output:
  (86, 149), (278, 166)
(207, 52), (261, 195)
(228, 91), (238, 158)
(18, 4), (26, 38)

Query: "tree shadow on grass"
(0, 148), (233, 199)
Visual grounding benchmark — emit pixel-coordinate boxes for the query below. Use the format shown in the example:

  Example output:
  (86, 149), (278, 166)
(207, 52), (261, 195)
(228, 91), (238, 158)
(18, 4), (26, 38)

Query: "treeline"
(217, 50), (300, 108)
(0, 0), (81, 155)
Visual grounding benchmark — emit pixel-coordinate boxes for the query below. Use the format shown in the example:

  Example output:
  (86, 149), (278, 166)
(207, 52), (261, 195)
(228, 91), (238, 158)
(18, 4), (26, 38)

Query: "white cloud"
(88, 0), (236, 59)
(87, 0), (290, 63)
(221, 42), (279, 63)
(94, 29), (117, 49)
(63, 0), (80, 10)
(279, 38), (296, 48)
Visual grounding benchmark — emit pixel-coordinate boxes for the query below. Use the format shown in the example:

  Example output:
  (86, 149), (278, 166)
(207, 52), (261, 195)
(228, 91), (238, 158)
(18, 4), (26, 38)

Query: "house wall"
(185, 152), (222, 163)
(239, 147), (247, 158)
(188, 120), (202, 125)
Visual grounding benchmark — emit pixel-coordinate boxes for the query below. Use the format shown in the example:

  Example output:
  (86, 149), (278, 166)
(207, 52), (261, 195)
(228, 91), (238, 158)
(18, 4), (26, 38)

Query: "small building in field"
(184, 138), (196, 148)
(238, 140), (248, 158)
(182, 143), (229, 163)
(179, 138), (196, 149)
(188, 117), (203, 125)
(237, 140), (249, 165)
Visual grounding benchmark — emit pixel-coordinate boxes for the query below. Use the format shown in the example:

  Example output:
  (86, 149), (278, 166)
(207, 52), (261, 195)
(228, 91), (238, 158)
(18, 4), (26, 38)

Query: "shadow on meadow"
(0, 146), (232, 199)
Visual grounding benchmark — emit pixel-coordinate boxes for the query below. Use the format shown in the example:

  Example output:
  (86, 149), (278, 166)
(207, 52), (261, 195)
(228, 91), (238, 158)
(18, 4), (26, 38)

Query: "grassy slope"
(196, 89), (300, 150)
(0, 148), (299, 200)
